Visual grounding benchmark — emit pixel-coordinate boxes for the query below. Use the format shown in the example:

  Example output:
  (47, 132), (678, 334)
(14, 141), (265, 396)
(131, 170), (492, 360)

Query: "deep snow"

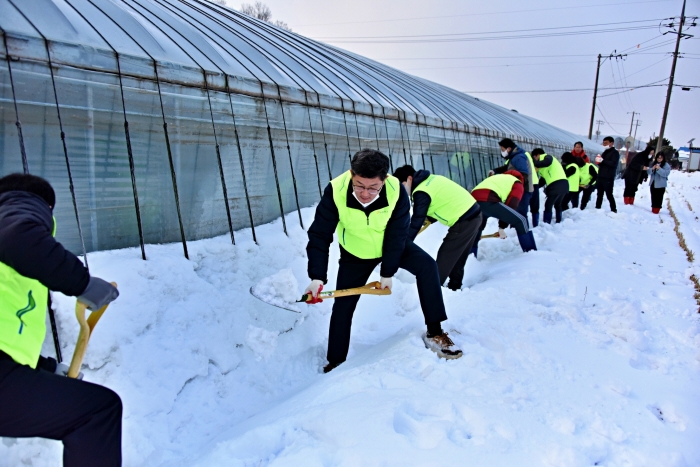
(2, 174), (700, 467)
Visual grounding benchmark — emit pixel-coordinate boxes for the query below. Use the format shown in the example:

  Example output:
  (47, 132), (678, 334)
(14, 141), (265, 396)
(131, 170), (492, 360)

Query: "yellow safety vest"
(537, 155), (567, 186)
(579, 163), (598, 186)
(472, 174), (519, 203)
(0, 218), (56, 368)
(331, 171), (400, 259)
(526, 152), (539, 185)
(413, 174), (477, 227)
(566, 163), (580, 192)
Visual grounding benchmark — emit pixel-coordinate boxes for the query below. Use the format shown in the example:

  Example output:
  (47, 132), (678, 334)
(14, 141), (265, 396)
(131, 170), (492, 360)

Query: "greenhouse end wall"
(0, 30), (574, 258)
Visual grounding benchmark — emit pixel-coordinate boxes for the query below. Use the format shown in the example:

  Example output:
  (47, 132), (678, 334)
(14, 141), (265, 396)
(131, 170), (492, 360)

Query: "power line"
(313, 21), (664, 44)
(400, 60), (596, 71)
(296, 0), (676, 27)
(375, 52), (675, 61)
(461, 80), (673, 94)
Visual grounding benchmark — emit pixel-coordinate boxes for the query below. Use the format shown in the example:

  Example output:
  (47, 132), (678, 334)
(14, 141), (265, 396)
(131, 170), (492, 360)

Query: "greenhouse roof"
(0, 0), (598, 147)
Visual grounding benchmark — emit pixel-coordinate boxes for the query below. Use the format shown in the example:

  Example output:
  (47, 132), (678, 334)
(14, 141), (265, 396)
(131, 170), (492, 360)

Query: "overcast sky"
(230, 0), (699, 149)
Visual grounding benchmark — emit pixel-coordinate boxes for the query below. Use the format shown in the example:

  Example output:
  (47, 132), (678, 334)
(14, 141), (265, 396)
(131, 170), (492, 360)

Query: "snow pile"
(2, 175), (699, 466)
(251, 268), (302, 312)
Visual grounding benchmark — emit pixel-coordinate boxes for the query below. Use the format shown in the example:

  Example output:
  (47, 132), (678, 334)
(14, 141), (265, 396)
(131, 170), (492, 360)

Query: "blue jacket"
(494, 145), (532, 191)
(647, 163), (671, 188)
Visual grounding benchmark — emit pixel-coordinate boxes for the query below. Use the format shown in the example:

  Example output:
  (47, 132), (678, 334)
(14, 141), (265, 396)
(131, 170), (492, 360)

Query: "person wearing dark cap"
(531, 148), (569, 223)
(305, 150), (463, 373)
(0, 173), (122, 467)
(561, 152), (585, 211)
(470, 170), (537, 256)
(491, 138), (534, 223)
(393, 165), (482, 291)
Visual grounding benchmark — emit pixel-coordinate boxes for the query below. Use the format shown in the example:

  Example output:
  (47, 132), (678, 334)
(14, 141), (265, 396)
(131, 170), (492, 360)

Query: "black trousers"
(580, 184), (596, 210)
(650, 185), (666, 208)
(436, 214), (482, 287)
(0, 352), (122, 466)
(529, 186), (540, 214)
(477, 201), (529, 236)
(623, 176), (640, 197)
(544, 179), (568, 223)
(562, 190), (580, 210)
(328, 242), (448, 364)
(595, 178), (617, 212)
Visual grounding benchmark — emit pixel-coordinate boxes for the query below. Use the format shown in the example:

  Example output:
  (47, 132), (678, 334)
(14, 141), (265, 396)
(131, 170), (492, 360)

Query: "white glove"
(379, 276), (392, 291)
(595, 155), (603, 164)
(498, 228), (507, 239)
(488, 170), (495, 177)
(56, 362), (83, 380)
(304, 279), (324, 299)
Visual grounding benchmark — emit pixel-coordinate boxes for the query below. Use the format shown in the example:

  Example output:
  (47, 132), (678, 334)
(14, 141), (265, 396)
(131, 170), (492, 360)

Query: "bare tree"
(239, 2), (292, 31)
(240, 2), (271, 21)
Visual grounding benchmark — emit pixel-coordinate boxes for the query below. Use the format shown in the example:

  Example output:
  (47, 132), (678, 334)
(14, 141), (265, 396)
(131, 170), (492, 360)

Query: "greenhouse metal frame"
(0, 0), (599, 260)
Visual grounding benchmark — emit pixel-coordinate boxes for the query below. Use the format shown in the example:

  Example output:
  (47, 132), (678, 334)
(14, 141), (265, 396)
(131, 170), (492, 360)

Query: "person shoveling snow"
(303, 149), (463, 373)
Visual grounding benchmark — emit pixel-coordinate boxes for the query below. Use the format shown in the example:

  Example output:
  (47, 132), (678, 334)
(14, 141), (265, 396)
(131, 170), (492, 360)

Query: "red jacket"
(573, 149), (589, 163)
(472, 170), (524, 210)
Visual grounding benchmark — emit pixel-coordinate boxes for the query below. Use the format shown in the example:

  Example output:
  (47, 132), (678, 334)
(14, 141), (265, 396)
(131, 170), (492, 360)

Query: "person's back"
(393, 165), (482, 291)
(0, 173), (122, 467)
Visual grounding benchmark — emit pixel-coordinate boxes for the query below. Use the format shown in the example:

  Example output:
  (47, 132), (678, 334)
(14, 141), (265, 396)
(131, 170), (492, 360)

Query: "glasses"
(353, 184), (383, 196)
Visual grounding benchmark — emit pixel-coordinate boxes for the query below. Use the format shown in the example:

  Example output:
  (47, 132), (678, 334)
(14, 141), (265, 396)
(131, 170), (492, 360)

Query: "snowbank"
(2, 175), (699, 466)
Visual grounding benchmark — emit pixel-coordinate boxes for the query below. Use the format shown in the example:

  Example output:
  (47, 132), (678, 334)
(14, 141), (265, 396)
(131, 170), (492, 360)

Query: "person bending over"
(470, 171), (537, 257)
(0, 173), (121, 467)
(305, 150), (463, 373)
(532, 148), (569, 224)
(393, 165), (482, 291)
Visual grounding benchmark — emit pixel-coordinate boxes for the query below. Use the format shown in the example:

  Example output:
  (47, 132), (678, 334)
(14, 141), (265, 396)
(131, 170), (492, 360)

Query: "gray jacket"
(647, 164), (670, 188)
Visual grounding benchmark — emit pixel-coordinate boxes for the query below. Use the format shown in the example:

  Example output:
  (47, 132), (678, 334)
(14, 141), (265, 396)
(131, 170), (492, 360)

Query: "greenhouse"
(0, 0), (600, 259)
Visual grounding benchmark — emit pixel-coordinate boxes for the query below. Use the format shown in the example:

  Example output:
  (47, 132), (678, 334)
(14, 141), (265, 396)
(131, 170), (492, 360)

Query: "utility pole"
(588, 52), (626, 140)
(633, 119), (642, 147)
(656, 0), (691, 154)
(588, 54), (602, 140)
(595, 120), (604, 142)
(627, 111), (636, 136)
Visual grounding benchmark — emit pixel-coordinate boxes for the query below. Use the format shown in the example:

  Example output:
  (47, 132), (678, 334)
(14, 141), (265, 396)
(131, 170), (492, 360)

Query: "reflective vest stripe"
(0, 218), (56, 368)
(413, 174), (477, 227)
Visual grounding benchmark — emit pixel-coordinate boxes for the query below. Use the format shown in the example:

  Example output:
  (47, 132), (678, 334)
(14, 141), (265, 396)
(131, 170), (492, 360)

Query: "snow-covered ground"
(2, 174), (700, 467)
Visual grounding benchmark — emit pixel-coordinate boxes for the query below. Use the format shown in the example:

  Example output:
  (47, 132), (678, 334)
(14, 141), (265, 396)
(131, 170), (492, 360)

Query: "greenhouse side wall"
(1, 49), (566, 257)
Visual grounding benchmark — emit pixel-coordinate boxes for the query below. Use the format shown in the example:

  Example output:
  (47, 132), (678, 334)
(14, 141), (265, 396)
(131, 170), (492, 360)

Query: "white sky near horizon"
(228, 0), (699, 148)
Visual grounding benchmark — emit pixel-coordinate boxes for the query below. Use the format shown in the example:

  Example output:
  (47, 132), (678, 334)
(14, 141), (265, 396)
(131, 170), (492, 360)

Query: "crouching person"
(393, 165), (482, 291)
(305, 150), (462, 373)
(471, 171), (537, 256)
(0, 173), (121, 467)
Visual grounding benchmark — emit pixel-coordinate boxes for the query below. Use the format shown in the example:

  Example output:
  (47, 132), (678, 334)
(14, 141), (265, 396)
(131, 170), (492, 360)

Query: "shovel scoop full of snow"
(298, 281), (391, 304)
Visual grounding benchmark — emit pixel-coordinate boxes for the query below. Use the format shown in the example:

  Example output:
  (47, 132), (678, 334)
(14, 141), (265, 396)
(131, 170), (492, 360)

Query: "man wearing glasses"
(306, 149), (462, 373)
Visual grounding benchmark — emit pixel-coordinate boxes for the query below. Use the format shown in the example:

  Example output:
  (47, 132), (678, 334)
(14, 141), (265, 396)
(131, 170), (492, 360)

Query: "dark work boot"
(517, 231), (537, 252)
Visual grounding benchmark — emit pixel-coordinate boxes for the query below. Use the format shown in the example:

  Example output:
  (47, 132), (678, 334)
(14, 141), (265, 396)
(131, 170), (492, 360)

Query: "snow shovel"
(480, 232), (500, 239)
(417, 220), (432, 235)
(67, 282), (117, 379)
(298, 281), (391, 304)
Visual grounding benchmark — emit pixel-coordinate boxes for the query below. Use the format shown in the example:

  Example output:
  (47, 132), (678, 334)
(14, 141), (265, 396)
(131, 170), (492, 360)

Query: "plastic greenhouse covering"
(0, 0), (603, 259)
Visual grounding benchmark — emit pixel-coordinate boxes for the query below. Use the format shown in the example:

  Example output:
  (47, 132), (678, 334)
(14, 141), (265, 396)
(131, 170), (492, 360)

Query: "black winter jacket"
(407, 170), (480, 241)
(597, 147), (620, 181)
(0, 191), (89, 296)
(307, 179), (410, 283)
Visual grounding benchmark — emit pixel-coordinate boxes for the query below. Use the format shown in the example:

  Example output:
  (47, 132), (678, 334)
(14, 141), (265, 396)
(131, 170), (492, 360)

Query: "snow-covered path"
(2, 174), (699, 467)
